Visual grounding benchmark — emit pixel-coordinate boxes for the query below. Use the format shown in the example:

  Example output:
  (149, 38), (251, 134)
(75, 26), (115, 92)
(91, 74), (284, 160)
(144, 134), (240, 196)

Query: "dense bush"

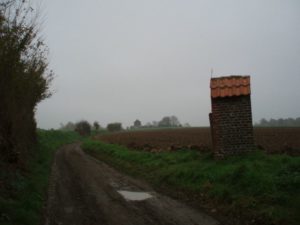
(75, 120), (91, 136)
(93, 121), (100, 131)
(0, 1), (53, 163)
(107, 123), (122, 132)
(158, 116), (181, 127)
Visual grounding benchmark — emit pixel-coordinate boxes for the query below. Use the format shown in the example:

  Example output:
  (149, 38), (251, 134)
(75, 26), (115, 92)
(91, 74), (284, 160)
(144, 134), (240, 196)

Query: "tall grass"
(82, 140), (300, 225)
(0, 130), (81, 225)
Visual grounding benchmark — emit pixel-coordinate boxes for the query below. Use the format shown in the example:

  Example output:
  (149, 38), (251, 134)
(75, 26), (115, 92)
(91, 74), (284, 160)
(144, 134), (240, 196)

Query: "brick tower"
(209, 76), (254, 157)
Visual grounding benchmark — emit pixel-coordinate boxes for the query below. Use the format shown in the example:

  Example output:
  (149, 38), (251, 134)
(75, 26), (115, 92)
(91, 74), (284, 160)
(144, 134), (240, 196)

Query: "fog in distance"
(36, 0), (300, 129)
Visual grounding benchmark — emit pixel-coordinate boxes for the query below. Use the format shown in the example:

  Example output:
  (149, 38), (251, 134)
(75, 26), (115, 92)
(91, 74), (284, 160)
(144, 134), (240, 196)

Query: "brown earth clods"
(96, 127), (300, 155)
(44, 143), (220, 225)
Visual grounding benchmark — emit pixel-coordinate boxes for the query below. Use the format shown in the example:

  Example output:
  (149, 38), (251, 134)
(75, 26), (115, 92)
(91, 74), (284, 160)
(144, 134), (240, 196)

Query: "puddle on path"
(117, 190), (153, 201)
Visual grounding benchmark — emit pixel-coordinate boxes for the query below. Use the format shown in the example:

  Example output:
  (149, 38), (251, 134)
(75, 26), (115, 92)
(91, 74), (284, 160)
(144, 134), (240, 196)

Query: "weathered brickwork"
(210, 76), (254, 157)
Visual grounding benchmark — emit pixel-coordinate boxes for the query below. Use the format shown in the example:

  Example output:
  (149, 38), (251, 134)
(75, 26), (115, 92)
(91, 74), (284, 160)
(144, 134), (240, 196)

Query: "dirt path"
(44, 143), (220, 225)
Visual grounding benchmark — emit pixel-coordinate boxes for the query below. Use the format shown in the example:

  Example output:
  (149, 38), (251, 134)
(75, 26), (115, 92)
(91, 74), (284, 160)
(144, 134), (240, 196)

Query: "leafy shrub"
(0, 0), (53, 163)
(93, 121), (100, 131)
(75, 121), (91, 136)
(107, 123), (122, 132)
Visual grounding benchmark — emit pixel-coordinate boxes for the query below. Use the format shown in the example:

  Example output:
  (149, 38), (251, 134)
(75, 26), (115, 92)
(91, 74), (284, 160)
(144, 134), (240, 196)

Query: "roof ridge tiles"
(210, 75), (251, 98)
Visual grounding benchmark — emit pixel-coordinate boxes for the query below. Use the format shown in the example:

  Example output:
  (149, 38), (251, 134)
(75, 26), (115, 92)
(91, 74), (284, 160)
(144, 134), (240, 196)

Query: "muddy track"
(44, 143), (220, 225)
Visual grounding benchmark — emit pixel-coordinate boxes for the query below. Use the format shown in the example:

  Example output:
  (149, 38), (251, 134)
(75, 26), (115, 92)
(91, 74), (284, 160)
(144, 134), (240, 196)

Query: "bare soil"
(97, 127), (300, 154)
(44, 143), (220, 225)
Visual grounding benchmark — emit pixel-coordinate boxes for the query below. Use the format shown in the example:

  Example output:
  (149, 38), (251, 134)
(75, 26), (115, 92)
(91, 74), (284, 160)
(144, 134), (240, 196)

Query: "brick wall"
(210, 95), (254, 156)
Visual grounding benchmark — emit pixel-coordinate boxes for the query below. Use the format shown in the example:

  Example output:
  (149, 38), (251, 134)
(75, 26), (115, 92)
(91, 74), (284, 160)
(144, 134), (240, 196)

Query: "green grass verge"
(0, 130), (81, 225)
(82, 139), (300, 225)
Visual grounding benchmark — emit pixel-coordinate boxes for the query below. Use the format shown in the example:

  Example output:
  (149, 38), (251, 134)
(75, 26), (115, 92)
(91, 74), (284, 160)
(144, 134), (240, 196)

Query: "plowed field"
(96, 127), (300, 154)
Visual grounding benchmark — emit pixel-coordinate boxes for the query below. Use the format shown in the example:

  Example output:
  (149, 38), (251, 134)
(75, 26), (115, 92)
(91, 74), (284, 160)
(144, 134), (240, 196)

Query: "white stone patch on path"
(117, 190), (153, 201)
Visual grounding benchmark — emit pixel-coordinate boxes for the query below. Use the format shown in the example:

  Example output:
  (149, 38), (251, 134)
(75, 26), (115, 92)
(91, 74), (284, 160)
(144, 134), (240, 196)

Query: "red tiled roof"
(210, 76), (251, 98)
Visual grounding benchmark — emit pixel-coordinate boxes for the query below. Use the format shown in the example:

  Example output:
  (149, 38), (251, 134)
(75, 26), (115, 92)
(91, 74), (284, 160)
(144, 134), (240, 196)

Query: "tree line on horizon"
(60, 120), (121, 134)
(133, 115), (191, 129)
(255, 117), (300, 127)
(59, 116), (191, 136)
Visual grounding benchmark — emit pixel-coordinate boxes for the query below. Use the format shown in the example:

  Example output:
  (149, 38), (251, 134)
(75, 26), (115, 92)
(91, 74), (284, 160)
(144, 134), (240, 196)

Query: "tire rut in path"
(44, 143), (220, 225)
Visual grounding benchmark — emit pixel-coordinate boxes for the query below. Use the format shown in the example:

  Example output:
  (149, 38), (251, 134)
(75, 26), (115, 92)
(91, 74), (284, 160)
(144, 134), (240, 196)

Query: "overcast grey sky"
(36, 0), (300, 129)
